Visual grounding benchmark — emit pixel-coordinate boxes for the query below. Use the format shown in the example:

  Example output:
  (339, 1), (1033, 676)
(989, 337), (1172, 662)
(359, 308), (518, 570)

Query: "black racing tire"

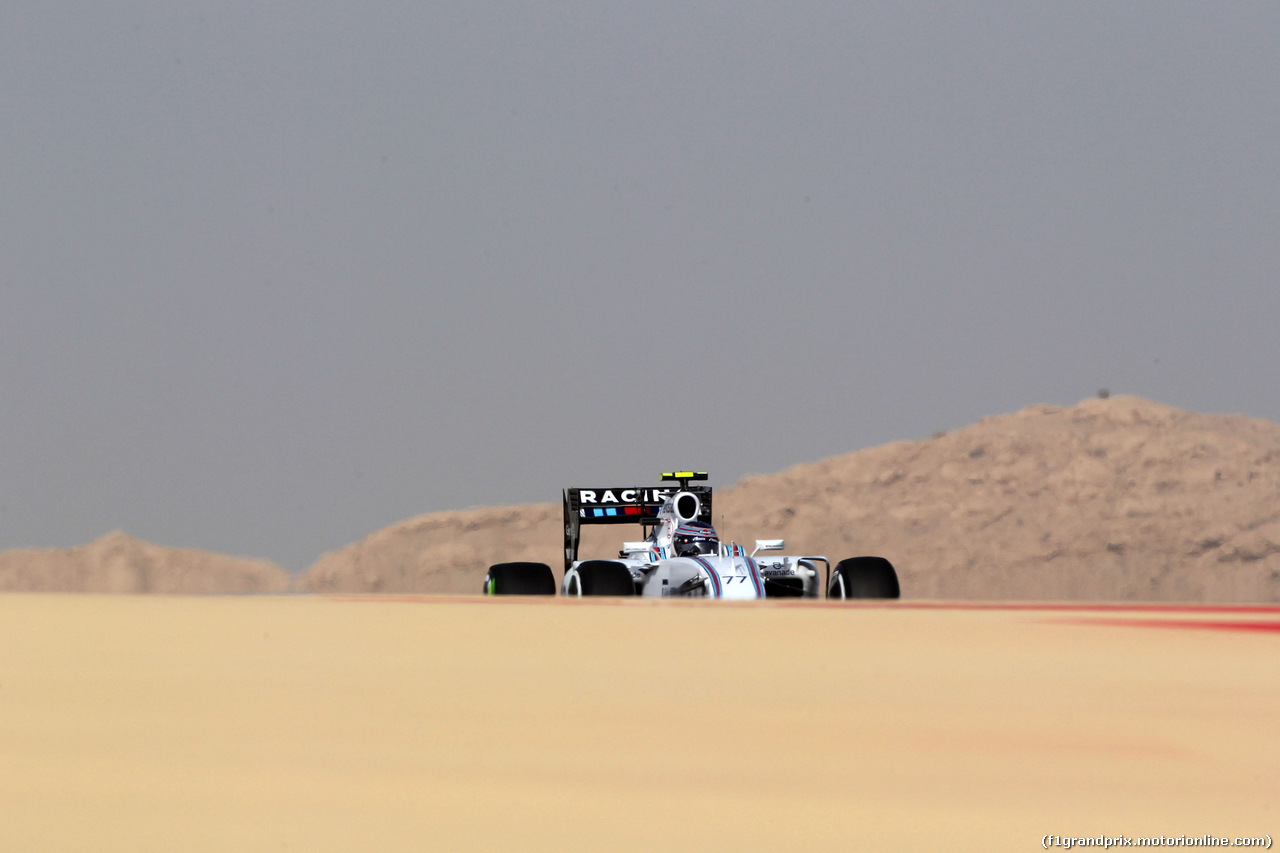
(565, 560), (636, 596)
(828, 556), (900, 599)
(484, 562), (556, 595)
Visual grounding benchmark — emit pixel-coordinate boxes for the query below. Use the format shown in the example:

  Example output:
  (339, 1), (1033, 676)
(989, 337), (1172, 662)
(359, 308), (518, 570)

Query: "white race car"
(482, 472), (900, 599)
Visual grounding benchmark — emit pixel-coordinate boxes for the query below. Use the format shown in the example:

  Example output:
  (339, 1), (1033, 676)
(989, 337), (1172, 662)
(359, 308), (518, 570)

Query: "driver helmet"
(673, 521), (719, 557)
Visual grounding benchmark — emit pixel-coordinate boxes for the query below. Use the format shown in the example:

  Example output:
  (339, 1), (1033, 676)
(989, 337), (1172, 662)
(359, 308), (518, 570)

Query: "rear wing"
(562, 483), (713, 571)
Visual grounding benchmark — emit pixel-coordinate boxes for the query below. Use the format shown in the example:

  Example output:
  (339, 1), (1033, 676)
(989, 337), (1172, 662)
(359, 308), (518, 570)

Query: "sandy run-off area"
(304, 395), (1280, 601)
(2, 594), (1276, 852)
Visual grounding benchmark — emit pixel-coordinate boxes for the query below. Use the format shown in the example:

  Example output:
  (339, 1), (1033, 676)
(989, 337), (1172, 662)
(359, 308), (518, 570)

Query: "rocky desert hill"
(303, 396), (1280, 602)
(0, 531), (291, 593)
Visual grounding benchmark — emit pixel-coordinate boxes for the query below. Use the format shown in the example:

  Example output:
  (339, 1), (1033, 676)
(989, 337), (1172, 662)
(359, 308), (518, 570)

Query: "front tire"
(484, 562), (556, 595)
(564, 560), (636, 596)
(828, 557), (900, 599)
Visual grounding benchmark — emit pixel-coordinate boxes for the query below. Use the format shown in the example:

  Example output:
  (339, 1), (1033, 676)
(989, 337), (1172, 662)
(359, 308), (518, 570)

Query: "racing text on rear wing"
(561, 484), (714, 569)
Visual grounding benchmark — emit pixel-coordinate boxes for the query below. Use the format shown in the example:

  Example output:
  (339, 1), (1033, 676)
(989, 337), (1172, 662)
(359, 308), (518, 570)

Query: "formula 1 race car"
(482, 472), (900, 599)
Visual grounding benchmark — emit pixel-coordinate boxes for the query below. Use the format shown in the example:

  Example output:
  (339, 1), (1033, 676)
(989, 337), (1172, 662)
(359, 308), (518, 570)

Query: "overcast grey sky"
(3, 2), (1277, 569)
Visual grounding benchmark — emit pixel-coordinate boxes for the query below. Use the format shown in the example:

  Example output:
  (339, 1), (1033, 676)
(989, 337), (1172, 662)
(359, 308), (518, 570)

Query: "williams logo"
(576, 488), (676, 505)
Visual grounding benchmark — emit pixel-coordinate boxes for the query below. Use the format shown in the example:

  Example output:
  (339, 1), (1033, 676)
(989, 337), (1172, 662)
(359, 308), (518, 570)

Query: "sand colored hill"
(718, 395), (1280, 601)
(0, 531), (291, 593)
(303, 396), (1280, 602)
(304, 504), (561, 594)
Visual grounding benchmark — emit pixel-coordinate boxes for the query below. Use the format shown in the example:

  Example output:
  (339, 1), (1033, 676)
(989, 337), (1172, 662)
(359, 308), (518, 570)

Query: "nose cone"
(682, 554), (764, 599)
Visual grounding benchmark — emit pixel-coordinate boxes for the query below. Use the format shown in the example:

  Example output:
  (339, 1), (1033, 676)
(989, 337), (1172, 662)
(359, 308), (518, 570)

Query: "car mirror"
(752, 539), (784, 556)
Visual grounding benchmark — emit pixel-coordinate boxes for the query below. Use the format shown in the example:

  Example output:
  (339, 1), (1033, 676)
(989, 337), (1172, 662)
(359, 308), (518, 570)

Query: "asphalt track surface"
(2, 595), (1276, 851)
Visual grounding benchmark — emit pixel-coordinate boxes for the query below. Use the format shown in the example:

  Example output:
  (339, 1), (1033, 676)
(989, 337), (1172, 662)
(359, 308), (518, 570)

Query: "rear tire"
(484, 562), (556, 595)
(828, 557), (900, 599)
(564, 560), (636, 596)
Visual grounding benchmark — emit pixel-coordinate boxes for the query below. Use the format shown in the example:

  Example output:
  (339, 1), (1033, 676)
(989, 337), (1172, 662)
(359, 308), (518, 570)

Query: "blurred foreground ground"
(1, 595), (1277, 851)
